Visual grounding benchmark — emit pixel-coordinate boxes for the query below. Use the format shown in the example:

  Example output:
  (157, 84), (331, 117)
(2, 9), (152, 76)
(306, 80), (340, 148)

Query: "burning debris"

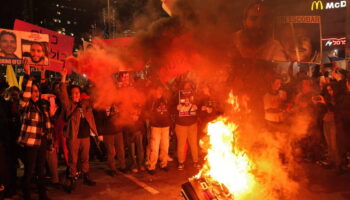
(182, 90), (301, 200)
(182, 117), (256, 200)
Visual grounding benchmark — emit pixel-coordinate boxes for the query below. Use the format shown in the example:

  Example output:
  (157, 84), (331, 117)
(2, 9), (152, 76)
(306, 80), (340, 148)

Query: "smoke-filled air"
(65, 0), (321, 199)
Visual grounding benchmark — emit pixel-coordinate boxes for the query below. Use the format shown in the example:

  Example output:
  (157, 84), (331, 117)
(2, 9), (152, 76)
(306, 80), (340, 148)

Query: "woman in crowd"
(58, 67), (101, 193)
(18, 68), (55, 200)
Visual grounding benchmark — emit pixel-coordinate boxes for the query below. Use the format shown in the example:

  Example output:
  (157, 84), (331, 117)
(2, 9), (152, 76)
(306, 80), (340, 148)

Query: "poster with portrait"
(0, 28), (49, 66)
(178, 90), (196, 117)
(275, 16), (322, 64)
(14, 19), (74, 72)
(22, 39), (49, 66)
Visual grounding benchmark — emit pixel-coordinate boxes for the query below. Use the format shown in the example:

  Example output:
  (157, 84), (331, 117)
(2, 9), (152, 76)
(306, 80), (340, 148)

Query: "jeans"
(67, 137), (90, 178)
(104, 133), (126, 170)
(22, 138), (48, 200)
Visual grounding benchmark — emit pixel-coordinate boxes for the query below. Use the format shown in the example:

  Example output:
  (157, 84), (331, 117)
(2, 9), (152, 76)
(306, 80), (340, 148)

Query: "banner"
(0, 28), (49, 66)
(275, 16), (322, 64)
(14, 19), (74, 72)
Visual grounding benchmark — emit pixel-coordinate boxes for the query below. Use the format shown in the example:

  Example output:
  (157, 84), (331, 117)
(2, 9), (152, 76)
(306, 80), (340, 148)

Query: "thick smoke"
(67, 0), (316, 199)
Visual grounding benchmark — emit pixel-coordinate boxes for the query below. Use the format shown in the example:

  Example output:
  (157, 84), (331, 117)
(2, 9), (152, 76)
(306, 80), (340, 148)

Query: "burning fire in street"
(183, 93), (257, 200)
(182, 92), (300, 200)
(195, 117), (256, 200)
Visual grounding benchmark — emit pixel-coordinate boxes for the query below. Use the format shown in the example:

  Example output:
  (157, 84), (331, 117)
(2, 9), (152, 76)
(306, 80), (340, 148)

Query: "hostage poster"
(0, 28), (49, 67)
(14, 19), (74, 72)
(275, 16), (322, 64)
(178, 90), (196, 117)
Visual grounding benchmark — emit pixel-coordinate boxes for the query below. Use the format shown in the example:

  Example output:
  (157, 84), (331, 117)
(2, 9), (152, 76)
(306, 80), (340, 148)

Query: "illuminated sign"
(322, 37), (346, 47)
(278, 16), (320, 23)
(311, 0), (324, 10)
(311, 0), (346, 11)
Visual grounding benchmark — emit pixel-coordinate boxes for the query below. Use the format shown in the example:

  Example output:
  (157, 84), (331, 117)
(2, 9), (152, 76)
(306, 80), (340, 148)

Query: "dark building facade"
(1, 0), (103, 48)
(35, 0), (103, 48)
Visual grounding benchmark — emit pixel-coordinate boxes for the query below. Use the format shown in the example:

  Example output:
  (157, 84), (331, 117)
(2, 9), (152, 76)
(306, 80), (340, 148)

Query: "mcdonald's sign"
(311, 0), (346, 11)
(311, 0), (324, 10)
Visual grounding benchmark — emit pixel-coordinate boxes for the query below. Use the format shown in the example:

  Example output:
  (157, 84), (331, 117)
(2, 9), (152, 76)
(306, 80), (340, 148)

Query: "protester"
(146, 84), (172, 174)
(58, 67), (101, 192)
(293, 78), (323, 162)
(175, 81), (199, 170)
(94, 104), (123, 176)
(116, 71), (146, 173)
(51, 82), (69, 166)
(5, 86), (21, 198)
(316, 84), (341, 169)
(42, 93), (60, 188)
(263, 77), (287, 132)
(0, 79), (14, 200)
(197, 83), (220, 138)
(338, 78), (350, 168)
(126, 105), (146, 173)
(18, 66), (54, 200)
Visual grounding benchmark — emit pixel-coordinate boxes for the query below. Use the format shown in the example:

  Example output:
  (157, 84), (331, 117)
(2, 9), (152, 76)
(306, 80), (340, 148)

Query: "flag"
(6, 65), (19, 87)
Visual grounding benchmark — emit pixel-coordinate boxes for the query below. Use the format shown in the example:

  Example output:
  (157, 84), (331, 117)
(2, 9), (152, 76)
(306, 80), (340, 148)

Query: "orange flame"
(227, 90), (240, 112)
(196, 117), (255, 199)
(195, 93), (255, 199)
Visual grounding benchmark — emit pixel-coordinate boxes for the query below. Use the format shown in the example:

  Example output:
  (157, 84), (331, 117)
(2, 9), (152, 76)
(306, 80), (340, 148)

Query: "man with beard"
(25, 42), (49, 66)
(277, 22), (321, 63)
(231, 2), (287, 61)
(0, 31), (18, 59)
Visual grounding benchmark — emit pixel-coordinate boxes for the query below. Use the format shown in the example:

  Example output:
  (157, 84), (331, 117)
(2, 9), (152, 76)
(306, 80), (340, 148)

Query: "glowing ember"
(195, 117), (256, 199)
(227, 91), (240, 112)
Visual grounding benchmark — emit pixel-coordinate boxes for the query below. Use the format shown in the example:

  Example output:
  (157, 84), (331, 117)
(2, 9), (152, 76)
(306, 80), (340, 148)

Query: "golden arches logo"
(311, 0), (324, 10)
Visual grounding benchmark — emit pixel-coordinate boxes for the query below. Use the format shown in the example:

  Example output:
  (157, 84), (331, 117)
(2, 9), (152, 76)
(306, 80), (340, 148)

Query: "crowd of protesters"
(0, 61), (350, 200)
(263, 63), (350, 170)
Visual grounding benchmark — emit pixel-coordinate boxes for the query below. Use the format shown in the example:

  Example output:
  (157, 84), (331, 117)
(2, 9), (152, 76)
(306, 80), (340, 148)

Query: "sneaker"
(131, 168), (139, 173)
(178, 163), (184, 170)
(167, 156), (174, 162)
